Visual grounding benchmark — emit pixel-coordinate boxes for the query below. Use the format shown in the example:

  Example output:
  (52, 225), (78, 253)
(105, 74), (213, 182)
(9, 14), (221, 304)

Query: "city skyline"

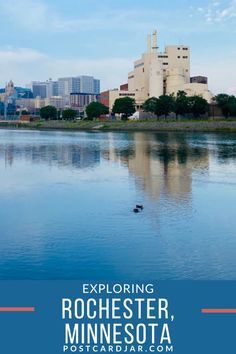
(0, 0), (235, 94)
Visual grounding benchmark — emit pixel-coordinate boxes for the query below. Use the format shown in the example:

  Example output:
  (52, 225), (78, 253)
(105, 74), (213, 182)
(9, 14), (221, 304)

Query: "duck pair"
(133, 205), (144, 213)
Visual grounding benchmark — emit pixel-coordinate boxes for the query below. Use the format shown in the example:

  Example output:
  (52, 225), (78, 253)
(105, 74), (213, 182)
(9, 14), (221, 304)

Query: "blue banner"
(0, 281), (235, 353)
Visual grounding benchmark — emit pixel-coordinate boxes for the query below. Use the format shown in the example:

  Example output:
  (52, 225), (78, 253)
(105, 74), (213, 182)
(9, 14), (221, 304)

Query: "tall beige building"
(128, 31), (212, 104)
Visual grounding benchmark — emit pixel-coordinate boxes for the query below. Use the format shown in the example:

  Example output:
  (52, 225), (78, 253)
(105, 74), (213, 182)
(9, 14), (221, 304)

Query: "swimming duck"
(133, 208), (140, 213)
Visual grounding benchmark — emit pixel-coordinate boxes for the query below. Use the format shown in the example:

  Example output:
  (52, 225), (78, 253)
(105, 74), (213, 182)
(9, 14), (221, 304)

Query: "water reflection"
(0, 130), (236, 280)
(1, 142), (101, 170)
(1, 131), (236, 202)
(104, 132), (210, 200)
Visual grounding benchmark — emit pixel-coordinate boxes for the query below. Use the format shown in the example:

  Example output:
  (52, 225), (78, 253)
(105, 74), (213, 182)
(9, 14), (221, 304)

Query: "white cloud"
(0, 47), (46, 63)
(0, 47), (132, 91)
(0, 0), (166, 33)
(201, 0), (236, 23)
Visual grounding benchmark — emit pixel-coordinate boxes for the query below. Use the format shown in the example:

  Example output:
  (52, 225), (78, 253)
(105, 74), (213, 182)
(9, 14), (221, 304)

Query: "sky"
(0, 0), (235, 94)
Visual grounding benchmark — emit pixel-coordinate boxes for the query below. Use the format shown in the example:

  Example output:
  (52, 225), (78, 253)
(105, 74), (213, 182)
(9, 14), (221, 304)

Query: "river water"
(0, 129), (235, 280)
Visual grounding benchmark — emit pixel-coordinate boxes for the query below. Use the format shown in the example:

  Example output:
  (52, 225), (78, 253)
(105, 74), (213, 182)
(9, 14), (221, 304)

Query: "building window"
(163, 62), (168, 65)
(178, 56), (180, 58)
(134, 62), (144, 69)
(183, 56), (188, 59)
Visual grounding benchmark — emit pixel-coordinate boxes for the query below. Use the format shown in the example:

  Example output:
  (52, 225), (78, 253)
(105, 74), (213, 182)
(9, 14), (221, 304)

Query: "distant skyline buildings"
(0, 75), (100, 114)
(29, 75), (100, 100)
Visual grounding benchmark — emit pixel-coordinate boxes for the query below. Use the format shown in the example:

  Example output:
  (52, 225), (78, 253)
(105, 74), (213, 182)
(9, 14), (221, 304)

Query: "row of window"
(177, 56), (188, 59)
(119, 93), (135, 97)
(178, 47), (188, 50)
(134, 62), (144, 69)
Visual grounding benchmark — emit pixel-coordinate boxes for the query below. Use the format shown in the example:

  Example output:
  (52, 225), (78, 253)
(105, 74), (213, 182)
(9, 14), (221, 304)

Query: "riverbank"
(1, 119), (236, 132)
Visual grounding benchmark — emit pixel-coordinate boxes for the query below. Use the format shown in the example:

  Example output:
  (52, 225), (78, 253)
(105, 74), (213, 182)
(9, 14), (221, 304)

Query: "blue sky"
(0, 0), (235, 94)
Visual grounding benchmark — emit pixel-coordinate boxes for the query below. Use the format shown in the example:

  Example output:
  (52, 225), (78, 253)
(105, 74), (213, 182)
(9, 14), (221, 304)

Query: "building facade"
(128, 31), (212, 103)
(70, 93), (98, 109)
(100, 89), (136, 112)
(58, 76), (100, 97)
(31, 81), (47, 99)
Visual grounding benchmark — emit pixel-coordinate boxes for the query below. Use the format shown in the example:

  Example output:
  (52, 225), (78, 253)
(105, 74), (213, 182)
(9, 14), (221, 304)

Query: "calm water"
(0, 129), (235, 280)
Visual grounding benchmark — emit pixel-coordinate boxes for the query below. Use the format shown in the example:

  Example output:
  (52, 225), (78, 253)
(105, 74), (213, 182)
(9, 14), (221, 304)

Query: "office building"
(31, 81), (47, 99)
(70, 93), (98, 109)
(58, 76), (100, 97)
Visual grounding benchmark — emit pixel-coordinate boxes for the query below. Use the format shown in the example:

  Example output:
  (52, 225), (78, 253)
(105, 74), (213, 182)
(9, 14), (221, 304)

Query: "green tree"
(21, 110), (30, 115)
(143, 97), (159, 115)
(85, 102), (109, 120)
(215, 94), (231, 118)
(112, 97), (136, 119)
(175, 91), (190, 118)
(188, 96), (209, 118)
(216, 94), (236, 118)
(40, 105), (57, 120)
(228, 96), (236, 117)
(157, 95), (175, 118)
(62, 108), (77, 120)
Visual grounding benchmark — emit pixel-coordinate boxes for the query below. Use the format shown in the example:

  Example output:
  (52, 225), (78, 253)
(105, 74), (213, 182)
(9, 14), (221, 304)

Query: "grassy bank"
(1, 119), (236, 133)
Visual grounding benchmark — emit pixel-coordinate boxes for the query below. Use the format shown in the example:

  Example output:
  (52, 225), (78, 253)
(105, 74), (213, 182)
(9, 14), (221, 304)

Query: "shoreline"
(0, 120), (236, 133)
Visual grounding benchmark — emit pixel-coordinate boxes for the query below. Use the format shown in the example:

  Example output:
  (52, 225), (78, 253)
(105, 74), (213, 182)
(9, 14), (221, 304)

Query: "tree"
(228, 96), (236, 117)
(62, 108), (77, 120)
(157, 95), (175, 118)
(216, 94), (236, 118)
(188, 96), (209, 118)
(143, 97), (159, 116)
(143, 95), (175, 118)
(40, 105), (57, 120)
(112, 97), (136, 119)
(215, 94), (231, 118)
(21, 110), (30, 115)
(175, 91), (190, 118)
(85, 102), (109, 120)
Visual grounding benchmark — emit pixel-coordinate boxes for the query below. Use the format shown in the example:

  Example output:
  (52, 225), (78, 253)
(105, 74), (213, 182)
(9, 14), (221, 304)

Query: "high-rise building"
(93, 79), (100, 95)
(58, 77), (80, 97)
(58, 76), (100, 97)
(128, 31), (212, 103)
(31, 81), (47, 99)
(70, 93), (98, 109)
(46, 79), (59, 98)
(29, 80), (58, 99)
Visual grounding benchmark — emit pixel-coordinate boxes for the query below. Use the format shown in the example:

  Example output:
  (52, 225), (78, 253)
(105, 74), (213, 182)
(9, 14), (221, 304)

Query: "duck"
(133, 208), (140, 213)
(136, 205), (144, 210)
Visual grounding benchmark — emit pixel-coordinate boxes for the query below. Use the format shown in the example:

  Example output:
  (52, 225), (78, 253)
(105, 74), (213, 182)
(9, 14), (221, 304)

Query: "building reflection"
(104, 132), (210, 201)
(1, 131), (235, 202)
(0, 143), (101, 170)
